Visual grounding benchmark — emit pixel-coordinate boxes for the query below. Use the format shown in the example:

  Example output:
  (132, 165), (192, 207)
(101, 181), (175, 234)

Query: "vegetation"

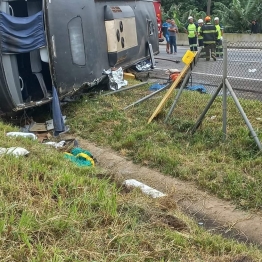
(1, 118), (262, 260)
(161, 0), (262, 33)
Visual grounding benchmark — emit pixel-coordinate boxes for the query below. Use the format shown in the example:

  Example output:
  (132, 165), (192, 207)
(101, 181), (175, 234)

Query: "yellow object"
(182, 50), (196, 65)
(124, 72), (135, 80)
(148, 64), (190, 123)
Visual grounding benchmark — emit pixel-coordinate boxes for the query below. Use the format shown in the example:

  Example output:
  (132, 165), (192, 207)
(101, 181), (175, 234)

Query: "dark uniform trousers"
(204, 43), (216, 61)
(216, 39), (223, 57)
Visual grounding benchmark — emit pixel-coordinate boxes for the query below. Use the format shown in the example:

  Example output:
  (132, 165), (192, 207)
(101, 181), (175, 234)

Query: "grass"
(1, 108), (262, 260)
(64, 83), (262, 211)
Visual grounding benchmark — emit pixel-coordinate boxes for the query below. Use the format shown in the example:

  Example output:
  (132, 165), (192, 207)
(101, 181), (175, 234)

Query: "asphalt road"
(153, 44), (262, 100)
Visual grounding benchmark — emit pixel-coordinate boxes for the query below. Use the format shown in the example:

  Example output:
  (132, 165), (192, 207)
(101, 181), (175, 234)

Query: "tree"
(213, 0), (262, 33)
(207, 0), (211, 15)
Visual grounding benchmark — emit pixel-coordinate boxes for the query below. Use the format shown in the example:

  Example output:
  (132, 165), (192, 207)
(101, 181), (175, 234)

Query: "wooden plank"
(147, 64), (190, 123)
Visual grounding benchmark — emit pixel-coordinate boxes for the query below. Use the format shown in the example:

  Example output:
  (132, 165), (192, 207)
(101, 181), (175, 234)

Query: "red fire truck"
(153, 0), (164, 42)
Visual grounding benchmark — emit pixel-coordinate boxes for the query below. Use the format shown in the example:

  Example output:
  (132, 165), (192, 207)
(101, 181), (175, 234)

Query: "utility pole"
(207, 0), (211, 15)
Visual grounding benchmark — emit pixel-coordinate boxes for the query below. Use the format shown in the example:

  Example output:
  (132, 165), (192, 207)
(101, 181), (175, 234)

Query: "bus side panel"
(45, 0), (159, 96)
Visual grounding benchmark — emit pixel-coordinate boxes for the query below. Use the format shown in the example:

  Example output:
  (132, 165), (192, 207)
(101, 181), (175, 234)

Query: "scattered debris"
(123, 72), (135, 80)
(210, 115), (217, 120)
(103, 67), (128, 90)
(149, 83), (166, 91)
(43, 141), (66, 148)
(135, 60), (152, 72)
(165, 69), (180, 75)
(0, 147), (29, 157)
(64, 147), (95, 167)
(6, 132), (37, 140)
(46, 116), (67, 131)
(123, 179), (166, 198)
(29, 123), (48, 132)
(186, 85), (207, 93)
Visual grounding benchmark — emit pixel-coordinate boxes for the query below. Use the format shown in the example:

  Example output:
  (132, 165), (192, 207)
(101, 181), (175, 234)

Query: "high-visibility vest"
(215, 24), (222, 39)
(198, 26), (203, 39)
(187, 23), (196, 38)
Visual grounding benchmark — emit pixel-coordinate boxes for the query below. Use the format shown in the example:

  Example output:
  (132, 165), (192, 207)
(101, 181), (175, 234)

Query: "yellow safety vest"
(198, 26), (203, 39)
(187, 23), (196, 38)
(215, 24), (221, 39)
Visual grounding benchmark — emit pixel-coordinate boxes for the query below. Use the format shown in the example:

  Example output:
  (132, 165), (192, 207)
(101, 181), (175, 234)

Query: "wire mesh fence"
(167, 41), (262, 149)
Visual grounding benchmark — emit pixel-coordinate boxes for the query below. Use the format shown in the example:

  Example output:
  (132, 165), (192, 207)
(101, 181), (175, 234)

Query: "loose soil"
(69, 136), (262, 247)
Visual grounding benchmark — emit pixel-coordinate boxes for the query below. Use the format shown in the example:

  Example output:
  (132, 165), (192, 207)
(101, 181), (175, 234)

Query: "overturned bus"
(0, 0), (159, 113)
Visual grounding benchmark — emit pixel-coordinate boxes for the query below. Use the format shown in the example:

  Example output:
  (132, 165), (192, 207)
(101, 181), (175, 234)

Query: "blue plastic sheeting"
(149, 83), (166, 91)
(186, 85), (207, 93)
(0, 11), (46, 54)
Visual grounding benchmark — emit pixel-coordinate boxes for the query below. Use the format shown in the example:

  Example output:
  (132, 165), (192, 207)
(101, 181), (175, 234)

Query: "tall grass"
(66, 85), (262, 211)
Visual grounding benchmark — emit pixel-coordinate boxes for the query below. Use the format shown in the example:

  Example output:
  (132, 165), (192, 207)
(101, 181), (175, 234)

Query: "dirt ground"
(68, 136), (262, 248)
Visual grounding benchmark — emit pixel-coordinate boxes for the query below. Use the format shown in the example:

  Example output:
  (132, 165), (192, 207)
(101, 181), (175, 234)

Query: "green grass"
(1, 109), (262, 260)
(65, 84), (262, 211)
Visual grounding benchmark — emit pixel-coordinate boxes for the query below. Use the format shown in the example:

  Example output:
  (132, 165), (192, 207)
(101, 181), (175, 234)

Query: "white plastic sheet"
(6, 132), (37, 140)
(0, 147), (29, 157)
(123, 179), (166, 198)
(43, 141), (66, 148)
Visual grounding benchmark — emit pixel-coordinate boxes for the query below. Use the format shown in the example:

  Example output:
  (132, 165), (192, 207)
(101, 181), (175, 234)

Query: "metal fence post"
(222, 40), (228, 141)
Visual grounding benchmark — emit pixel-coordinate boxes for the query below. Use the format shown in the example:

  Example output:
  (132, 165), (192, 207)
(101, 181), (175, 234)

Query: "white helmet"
(214, 17), (219, 21)
(198, 19), (203, 23)
(188, 16), (193, 20)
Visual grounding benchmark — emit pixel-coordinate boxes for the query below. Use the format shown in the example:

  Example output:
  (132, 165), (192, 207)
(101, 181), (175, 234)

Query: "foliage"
(162, 4), (206, 32)
(161, 0), (262, 33)
(213, 0), (262, 33)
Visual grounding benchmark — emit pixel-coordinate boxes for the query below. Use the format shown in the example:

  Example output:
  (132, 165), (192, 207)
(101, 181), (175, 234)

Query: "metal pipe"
(123, 82), (171, 110)
(164, 71), (191, 123)
(102, 82), (148, 96)
(222, 40), (228, 141)
(225, 78), (262, 151)
(191, 83), (223, 134)
(165, 47), (203, 123)
(155, 57), (180, 63)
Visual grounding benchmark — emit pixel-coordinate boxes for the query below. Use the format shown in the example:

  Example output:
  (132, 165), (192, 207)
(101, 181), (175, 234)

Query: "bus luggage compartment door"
(104, 5), (138, 67)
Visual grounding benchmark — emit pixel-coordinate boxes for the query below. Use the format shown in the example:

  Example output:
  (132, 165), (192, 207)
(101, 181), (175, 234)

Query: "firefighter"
(214, 17), (224, 57)
(197, 19), (205, 58)
(197, 19), (204, 47)
(200, 16), (218, 61)
(185, 16), (198, 51)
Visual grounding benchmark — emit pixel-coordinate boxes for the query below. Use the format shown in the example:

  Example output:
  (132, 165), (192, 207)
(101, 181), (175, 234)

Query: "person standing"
(214, 17), (224, 57)
(251, 20), (259, 34)
(197, 19), (205, 58)
(200, 16), (218, 61)
(185, 16), (198, 51)
(162, 18), (171, 53)
(197, 19), (204, 47)
(168, 19), (178, 54)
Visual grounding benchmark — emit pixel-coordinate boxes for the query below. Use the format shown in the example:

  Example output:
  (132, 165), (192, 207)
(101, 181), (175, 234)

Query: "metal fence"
(165, 41), (262, 150)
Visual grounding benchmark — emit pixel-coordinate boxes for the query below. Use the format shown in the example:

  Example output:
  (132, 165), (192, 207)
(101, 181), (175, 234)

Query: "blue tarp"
(186, 85), (207, 93)
(149, 83), (166, 91)
(0, 11), (46, 54)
